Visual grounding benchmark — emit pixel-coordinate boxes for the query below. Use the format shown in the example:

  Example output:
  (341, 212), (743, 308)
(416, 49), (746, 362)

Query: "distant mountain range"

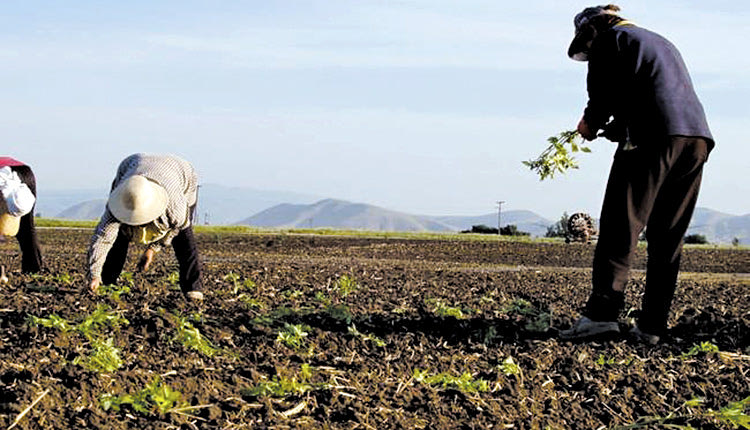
(39, 186), (749, 244)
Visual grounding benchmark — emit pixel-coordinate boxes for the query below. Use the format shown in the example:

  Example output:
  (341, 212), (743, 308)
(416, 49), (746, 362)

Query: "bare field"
(0, 229), (748, 429)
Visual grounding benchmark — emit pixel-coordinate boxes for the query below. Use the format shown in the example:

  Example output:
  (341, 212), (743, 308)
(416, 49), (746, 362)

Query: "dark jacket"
(584, 23), (713, 147)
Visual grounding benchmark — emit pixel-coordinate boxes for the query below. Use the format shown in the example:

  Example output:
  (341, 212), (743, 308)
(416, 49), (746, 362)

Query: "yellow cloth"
(138, 222), (168, 245)
(0, 213), (20, 237)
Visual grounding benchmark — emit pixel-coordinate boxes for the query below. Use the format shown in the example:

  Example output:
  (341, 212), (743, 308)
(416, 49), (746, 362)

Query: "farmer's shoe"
(628, 326), (660, 345)
(186, 291), (204, 302)
(560, 316), (620, 341)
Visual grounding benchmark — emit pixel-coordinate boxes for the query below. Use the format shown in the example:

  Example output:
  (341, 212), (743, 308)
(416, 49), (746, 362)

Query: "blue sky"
(2, 1), (748, 219)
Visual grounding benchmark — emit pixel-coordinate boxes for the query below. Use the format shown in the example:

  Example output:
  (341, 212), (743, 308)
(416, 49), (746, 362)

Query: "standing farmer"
(559, 5), (714, 344)
(88, 153), (204, 301)
(0, 157), (43, 274)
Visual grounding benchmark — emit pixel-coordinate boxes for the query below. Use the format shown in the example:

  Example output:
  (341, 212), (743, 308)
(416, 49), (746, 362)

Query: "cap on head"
(568, 4), (622, 61)
(108, 175), (168, 225)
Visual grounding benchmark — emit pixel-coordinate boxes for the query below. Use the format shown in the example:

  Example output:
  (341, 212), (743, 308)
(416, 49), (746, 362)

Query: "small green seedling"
(101, 377), (184, 416)
(413, 369), (490, 393)
(276, 323), (310, 350)
(73, 337), (123, 373)
(171, 314), (218, 357)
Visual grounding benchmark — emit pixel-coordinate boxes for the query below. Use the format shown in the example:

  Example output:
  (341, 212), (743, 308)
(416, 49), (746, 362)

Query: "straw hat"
(107, 175), (168, 226)
(0, 198), (20, 237)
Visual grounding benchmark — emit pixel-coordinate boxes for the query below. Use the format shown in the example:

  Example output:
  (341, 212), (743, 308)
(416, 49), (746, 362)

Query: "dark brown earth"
(0, 229), (748, 429)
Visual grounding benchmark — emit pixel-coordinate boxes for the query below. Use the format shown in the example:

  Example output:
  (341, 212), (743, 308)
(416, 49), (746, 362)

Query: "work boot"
(628, 326), (660, 345)
(560, 316), (620, 340)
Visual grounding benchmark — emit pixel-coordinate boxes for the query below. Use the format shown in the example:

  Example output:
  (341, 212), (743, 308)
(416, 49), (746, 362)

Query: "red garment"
(0, 157), (25, 167)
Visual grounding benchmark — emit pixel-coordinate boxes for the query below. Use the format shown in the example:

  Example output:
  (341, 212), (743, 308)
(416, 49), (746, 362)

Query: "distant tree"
(545, 212), (570, 238)
(499, 224), (530, 236)
(732, 237), (741, 247)
(462, 224), (498, 235)
(684, 234), (709, 244)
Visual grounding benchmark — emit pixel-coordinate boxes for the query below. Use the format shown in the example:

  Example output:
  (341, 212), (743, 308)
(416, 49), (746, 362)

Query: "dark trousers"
(101, 226), (203, 293)
(10, 165), (43, 273)
(584, 136), (711, 335)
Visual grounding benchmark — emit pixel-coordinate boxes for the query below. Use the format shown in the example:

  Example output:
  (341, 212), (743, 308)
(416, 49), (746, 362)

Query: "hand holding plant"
(523, 130), (591, 181)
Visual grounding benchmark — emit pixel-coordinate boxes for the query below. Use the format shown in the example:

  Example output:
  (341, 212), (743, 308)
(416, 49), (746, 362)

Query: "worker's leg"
(172, 227), (202, 294)
(11, 165), (43, 273)
(639, 137), (709, 336)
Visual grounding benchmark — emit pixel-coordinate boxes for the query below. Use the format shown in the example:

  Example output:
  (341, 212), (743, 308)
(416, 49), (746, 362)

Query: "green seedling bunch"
(523, 130), (591, 181)
(77, 305), (130, 340)
(347, 324), (386, 347)
(425, 298), (473, 319)
(224, 271), (256, 295)
(498, 356), (522, 377)
(242, 364), (327, 398)
(97, 283), (131, 301)
(73, 337), (123, 373)
(101, 376), (184, 416)
(276, 323), (310, 351)
(500, 298), (551, 332)
(166, 271), (179, 287)
(612, 396), (750, 430)
(28, 305), (128, 373)
(333, 274), (358, 298)
(171, 313), (218, 357)
(314, 274), (359, 324)
(681, 341), (720, 359)
(413, 369), (490, 394)
(27, 314), (74, 333)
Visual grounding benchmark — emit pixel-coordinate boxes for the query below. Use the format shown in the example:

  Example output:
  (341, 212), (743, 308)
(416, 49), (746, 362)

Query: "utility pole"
(497, 201), (505, 235)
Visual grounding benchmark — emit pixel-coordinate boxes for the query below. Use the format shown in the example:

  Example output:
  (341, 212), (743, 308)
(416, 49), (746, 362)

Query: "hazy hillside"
(238, 199), (456, 232)
(36, 189), (107, 219)
(686, 208), (750, 245)
(46, 184), (320, 225)
(47, 187), (749, 243)
(186, 184), (321, 225)
(56, 199), (106, 220)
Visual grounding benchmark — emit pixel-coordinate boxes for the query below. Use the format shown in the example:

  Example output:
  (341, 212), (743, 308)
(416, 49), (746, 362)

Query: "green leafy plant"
(77, 305), (130, 340)
(73, 337), (123, 373)
(523, 130), (591, 180)
(276, 323), (310, 350)
(166, 271), (179, 287)
(171, 313), (218, 357)
(97, 283), (131, 301)
(413, 369), (489, 393)
(498, 356), (522, 377)
(101, 377), (184, 416)
(29, 306), (129, 373)
(611, 397), (750, 430)
(242, 375), (313, 398)
(682, 341), (720, 359)
(333, 275), (358, 298)
(27, 314), (74, 333)
(347, 324), (386, 347)
(425, 298), (472, 319)
(501, 298), (550, 332)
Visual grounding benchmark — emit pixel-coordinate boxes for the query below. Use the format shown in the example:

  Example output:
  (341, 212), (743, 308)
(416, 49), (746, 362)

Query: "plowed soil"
(1, 229), (748, 429)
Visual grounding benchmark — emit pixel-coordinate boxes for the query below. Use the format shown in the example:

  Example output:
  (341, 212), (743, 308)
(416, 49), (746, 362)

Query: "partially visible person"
(87, 153), (203, 301)
(559, 5), (714, 344)
(0, 157), (43, 274)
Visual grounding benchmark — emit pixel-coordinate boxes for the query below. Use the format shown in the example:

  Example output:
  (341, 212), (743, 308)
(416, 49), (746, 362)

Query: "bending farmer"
(559, 5), (714, 344)
(87, 153), (203, 301)
(0, 157), (43, 273)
